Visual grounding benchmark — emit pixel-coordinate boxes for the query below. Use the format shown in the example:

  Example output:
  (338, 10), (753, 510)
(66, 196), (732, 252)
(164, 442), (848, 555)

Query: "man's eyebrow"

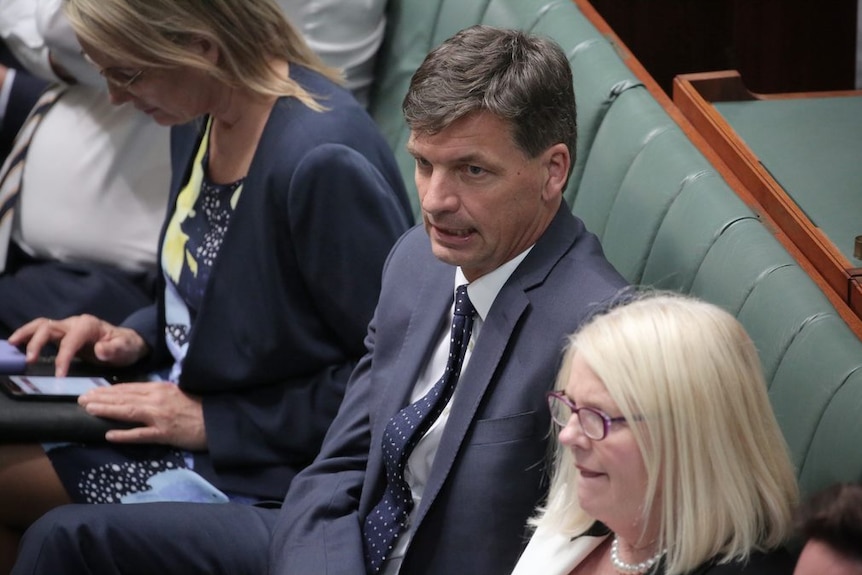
(453, 152), (486, 165)
(405, 148), (488, 166)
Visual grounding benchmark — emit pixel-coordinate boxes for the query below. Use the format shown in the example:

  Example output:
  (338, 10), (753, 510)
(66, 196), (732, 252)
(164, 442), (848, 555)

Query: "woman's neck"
(602, 517), (662, 572)
(206, 60), (288, 184)
(611, 534), (665, 574)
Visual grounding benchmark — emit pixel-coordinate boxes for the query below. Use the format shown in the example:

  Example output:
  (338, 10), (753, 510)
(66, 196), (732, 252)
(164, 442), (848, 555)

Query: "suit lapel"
(412, 205), (579, 523)
(363, 257), (455, 499)
(377, 268), (453, 416)
(416, 283), (530, 514)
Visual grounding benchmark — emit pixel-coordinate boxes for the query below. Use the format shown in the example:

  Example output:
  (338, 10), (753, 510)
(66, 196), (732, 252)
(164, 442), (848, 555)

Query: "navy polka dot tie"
(362, 285), (475, 573)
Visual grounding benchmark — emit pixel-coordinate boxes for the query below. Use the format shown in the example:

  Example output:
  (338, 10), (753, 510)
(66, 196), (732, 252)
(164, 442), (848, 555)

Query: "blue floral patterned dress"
(46, 119), (253, 504)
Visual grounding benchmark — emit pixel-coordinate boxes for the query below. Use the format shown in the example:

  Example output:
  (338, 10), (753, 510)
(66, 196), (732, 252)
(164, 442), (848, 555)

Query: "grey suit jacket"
(269, 204), (627, 574)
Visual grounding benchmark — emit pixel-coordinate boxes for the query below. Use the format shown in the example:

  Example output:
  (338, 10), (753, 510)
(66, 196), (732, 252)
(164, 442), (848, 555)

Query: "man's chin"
(430, 243), (461, 264)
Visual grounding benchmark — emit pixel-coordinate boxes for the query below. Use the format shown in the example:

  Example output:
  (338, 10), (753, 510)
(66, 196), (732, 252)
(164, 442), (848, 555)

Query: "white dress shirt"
(277, 0), (387, 106)
(0, 0), (51, 78)
(383, 247), (533, 574)
(0, 0), (170, 272)
(15, 87), (169, 272)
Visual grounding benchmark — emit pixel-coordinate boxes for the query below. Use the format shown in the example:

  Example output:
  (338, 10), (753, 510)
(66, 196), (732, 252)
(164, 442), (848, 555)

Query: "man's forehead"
(407, 133), (499, 169)
(407, 113), (517, 156)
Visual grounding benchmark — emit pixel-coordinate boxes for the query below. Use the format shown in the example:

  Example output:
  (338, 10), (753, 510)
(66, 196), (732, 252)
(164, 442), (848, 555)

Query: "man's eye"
(466, 165), (485, 176)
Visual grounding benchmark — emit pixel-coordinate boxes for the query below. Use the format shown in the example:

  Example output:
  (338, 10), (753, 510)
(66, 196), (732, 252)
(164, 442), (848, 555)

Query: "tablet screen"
(3, 375), (111, 399)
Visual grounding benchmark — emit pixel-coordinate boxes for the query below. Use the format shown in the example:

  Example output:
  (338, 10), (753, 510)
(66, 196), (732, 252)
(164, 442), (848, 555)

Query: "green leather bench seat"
(639, 171), (755, 293)
(573, 86), (732, 282)
(370, 0), (862, 498)
(715, 97), (862, 263)
(797, 351), (862, 490)
(582, 100), (862, 497)
(369, 0), (638, 215)
(6, 0), (860, 502)
(572, 75), (862, 498)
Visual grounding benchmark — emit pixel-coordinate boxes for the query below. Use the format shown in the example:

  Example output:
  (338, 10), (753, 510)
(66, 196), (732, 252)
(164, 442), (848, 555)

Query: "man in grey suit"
(11, 25), (626, 575)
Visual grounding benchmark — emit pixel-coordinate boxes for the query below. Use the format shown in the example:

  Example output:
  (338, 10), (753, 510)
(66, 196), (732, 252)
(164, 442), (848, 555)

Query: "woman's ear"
(190, 37), (219, 64)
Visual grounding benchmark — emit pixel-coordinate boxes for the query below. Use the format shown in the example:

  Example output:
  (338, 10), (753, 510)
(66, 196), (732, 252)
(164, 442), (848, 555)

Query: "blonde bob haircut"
(533, 291), (798, 575)
(65, 0), (342, 111)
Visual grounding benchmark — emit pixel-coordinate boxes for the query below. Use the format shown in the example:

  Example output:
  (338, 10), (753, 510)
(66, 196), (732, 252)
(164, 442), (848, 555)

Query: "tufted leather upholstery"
(369, 0), (862, 498)
(368, 0), (638, 214)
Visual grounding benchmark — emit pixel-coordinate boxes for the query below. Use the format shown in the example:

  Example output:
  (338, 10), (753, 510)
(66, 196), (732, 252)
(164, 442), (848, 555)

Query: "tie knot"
(454, 284), (474, 318)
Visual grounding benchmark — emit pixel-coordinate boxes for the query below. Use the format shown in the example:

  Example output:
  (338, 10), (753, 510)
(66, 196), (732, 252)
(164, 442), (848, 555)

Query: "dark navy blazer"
(270, 204), (627, 573)
(123, 65), (412, 500)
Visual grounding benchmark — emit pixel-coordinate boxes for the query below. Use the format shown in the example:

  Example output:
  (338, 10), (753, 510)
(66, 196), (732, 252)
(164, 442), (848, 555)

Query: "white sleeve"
(35, 0), (104, 87)
(0, 0), (51, 77)
(0, 67), (17, 123)
(275, 0), (387, 104)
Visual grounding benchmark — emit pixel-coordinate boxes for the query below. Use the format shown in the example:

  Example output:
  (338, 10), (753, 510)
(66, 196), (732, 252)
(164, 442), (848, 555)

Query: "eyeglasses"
(100, 68), (144, 90)
(81, 52), (144, 90)
(546, 391), (628, 441)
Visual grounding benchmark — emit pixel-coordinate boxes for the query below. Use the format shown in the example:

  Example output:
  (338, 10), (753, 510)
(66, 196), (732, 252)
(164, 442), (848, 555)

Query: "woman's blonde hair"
(533, 291), (798, 575)
(65, 0), (342, 110)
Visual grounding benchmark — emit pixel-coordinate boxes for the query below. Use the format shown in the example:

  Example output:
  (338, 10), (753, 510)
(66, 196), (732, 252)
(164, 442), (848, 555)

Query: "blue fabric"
(14, 502), (276, 575)
(44, 443), (231, 504)
(173, 171), (242, 317)
(43, 167), (252, 507)
(0, 242), (155, 338)
(272, 206), (629, 574)
(117, 64), (412, 500)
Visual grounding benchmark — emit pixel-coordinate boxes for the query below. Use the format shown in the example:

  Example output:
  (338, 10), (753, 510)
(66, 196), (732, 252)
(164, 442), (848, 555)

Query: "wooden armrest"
(674, 70), (756, 102)
(673, 70), (862, 337)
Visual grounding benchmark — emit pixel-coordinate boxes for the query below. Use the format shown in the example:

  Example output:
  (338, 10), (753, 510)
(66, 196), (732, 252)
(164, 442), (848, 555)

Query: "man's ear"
(542, 143), (570, 201)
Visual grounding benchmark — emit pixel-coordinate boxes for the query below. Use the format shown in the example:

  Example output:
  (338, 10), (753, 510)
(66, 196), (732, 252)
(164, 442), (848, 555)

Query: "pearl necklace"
(610, 536), (666, 574)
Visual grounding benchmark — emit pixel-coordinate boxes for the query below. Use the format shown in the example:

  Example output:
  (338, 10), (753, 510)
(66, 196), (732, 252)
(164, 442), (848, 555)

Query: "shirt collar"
(454, 246), (534, 321)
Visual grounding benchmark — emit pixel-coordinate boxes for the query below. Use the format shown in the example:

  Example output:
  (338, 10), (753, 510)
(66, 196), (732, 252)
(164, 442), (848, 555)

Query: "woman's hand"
(8, 314), (149, 376)
(79, 382), (207, 452)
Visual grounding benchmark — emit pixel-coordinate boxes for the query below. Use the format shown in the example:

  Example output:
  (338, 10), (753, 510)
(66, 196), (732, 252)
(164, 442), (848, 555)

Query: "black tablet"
(0, 374), (111, 401)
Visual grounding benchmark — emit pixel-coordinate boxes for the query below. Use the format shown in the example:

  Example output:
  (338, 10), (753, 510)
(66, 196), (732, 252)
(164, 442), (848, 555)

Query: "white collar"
(512, 524), (608, 575)
(455, 246), (533, 321)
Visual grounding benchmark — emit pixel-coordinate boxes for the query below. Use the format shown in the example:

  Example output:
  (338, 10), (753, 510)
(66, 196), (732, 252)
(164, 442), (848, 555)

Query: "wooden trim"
(672, 71), (862, 335)
(851, 279), (862, 321)
(572, 1), (862, 338)
(672, 70), (862, 102)
(571, 1), (752, 209)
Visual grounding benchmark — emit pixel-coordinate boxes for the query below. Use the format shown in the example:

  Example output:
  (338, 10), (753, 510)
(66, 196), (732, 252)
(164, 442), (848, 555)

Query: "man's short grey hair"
(403, 25), (577, 173)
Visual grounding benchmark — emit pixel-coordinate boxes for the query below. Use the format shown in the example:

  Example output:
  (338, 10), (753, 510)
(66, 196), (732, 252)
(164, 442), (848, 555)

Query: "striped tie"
(0, 84), (64, 272)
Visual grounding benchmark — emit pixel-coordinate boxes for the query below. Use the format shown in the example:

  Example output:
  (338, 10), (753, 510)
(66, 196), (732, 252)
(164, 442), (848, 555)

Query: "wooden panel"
(732, 0), (857, 93)
(587, 0), (856, 95)
(851, 277), (862, 320)
(672, 70), (862, 335)
(570, 1), (862, 337)
(586, 0), (732, 94)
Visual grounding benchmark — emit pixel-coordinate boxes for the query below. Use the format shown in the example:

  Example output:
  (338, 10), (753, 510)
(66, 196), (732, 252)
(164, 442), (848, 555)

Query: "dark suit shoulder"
(694, 547), (796, 575)
(518, 207), (627, 316)
(267, 65), (383, 152)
